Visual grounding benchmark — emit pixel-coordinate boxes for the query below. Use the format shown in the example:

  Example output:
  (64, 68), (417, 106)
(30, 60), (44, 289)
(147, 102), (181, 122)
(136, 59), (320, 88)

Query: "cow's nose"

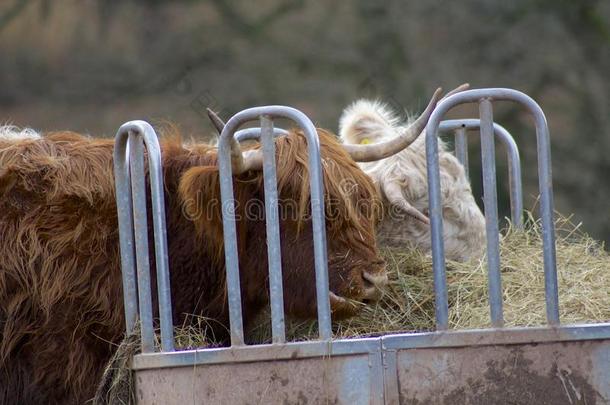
(362, 270), (388, 288)
(361, 270), (388, 301)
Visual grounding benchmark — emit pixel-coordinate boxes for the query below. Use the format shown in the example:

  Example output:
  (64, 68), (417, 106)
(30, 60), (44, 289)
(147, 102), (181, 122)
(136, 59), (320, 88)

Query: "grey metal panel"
(135, 353), (378, 405)
(383, 323), (610, 403)
(393, 339), (610, 404)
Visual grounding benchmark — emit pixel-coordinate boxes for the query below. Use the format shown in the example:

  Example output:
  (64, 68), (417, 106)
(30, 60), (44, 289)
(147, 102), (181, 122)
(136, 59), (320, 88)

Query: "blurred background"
(1, 0), (609, 243)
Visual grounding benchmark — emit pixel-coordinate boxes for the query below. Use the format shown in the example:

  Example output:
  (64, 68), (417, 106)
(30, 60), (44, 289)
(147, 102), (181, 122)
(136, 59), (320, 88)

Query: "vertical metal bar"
(479, 98), (504, 328)
(454, 126), (469, 177)
(128, 133), (155, 352)
(494, 124), (523, 229)
(300, 117), (332, 340)
(260, 115), (286, 344)
(217, 139), (245, 346)
(528, 103), (559, 325)
(141, 125), (175, 352)
(425, 117), (449, 330)
(113, 133), (138, 334)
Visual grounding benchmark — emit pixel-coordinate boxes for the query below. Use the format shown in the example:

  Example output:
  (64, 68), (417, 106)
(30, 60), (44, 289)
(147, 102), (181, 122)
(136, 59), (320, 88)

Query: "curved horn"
(341, 87), (443, 162)
(206, 108), (263, 174)
(442, 83), (470, 100)
(383, 181), (429, 224)
(206, 108), (226, 133)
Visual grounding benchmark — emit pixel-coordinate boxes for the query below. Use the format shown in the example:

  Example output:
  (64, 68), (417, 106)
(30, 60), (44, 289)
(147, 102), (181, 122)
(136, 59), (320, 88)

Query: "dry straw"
(250, 211), (610, 341)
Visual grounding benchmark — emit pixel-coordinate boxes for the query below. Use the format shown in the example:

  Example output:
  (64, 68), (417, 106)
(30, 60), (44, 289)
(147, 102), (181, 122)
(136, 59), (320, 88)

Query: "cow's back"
(0, 132), (125, 404)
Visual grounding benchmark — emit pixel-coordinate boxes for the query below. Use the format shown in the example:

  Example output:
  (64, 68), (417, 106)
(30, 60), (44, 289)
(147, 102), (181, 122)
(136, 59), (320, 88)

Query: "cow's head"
(178, 89), (445, 320)
(338, 88), (487, 262)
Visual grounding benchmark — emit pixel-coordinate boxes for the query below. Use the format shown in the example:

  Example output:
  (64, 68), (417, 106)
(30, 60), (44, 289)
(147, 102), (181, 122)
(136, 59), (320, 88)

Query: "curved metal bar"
(129, 135), (155, 352)
(260, 115), (286, 344)
(439, 119), (524, 228)
(218, 106), (331, 346)
(235, 127), (289, 142)
(426, 88), (558, 329)
(114, 120), (175, 352)
(113, 130), (138, 336)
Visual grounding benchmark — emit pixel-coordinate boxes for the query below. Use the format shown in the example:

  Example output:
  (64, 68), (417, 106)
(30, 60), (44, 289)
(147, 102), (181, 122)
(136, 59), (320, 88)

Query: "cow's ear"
(0, 167), (17, 197)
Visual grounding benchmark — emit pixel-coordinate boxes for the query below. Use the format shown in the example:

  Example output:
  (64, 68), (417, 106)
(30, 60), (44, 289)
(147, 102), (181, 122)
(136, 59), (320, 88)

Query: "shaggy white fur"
(0, 125), (41, 141)
(339, 100), (486, 262)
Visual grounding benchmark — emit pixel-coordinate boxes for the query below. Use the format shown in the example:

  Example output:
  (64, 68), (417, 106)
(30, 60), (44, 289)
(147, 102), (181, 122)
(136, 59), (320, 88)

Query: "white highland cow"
(339, 94), (486, 262)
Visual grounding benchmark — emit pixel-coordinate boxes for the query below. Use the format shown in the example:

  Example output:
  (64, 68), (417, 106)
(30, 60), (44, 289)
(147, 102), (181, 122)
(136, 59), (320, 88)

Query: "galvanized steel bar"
(128, 134), (155, 353)
(478, 99), (503, 327)
(429, 88), (558, 327)
(114, 120), (175, 352)
(216, 139), (246, 346)
(235, 127), (289, 142)
(496, 124), (524, 229)
(454, 127), (469, 177)
(381, 323), (610, 350)
(132, 336), (383, 370)
(260, 115), (286, 344)
(425, 114), (449, 330)
(218, 106), (331, 344)
(138, 124), (175, 352)
(113, 130), (138, 335)
(439, 119), (523, 228)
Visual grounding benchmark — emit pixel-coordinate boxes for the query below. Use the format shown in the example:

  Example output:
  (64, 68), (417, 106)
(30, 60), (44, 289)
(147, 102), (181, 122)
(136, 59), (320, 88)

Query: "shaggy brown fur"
(0, 128), (384, 404)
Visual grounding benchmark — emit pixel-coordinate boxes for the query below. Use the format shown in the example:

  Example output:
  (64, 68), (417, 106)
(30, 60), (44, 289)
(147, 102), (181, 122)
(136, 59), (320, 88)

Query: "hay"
(93, 318), (221, 404)
(93, 331), (139, 405)
(248, 211), (610, 341)
(96, 211), (610, 402)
